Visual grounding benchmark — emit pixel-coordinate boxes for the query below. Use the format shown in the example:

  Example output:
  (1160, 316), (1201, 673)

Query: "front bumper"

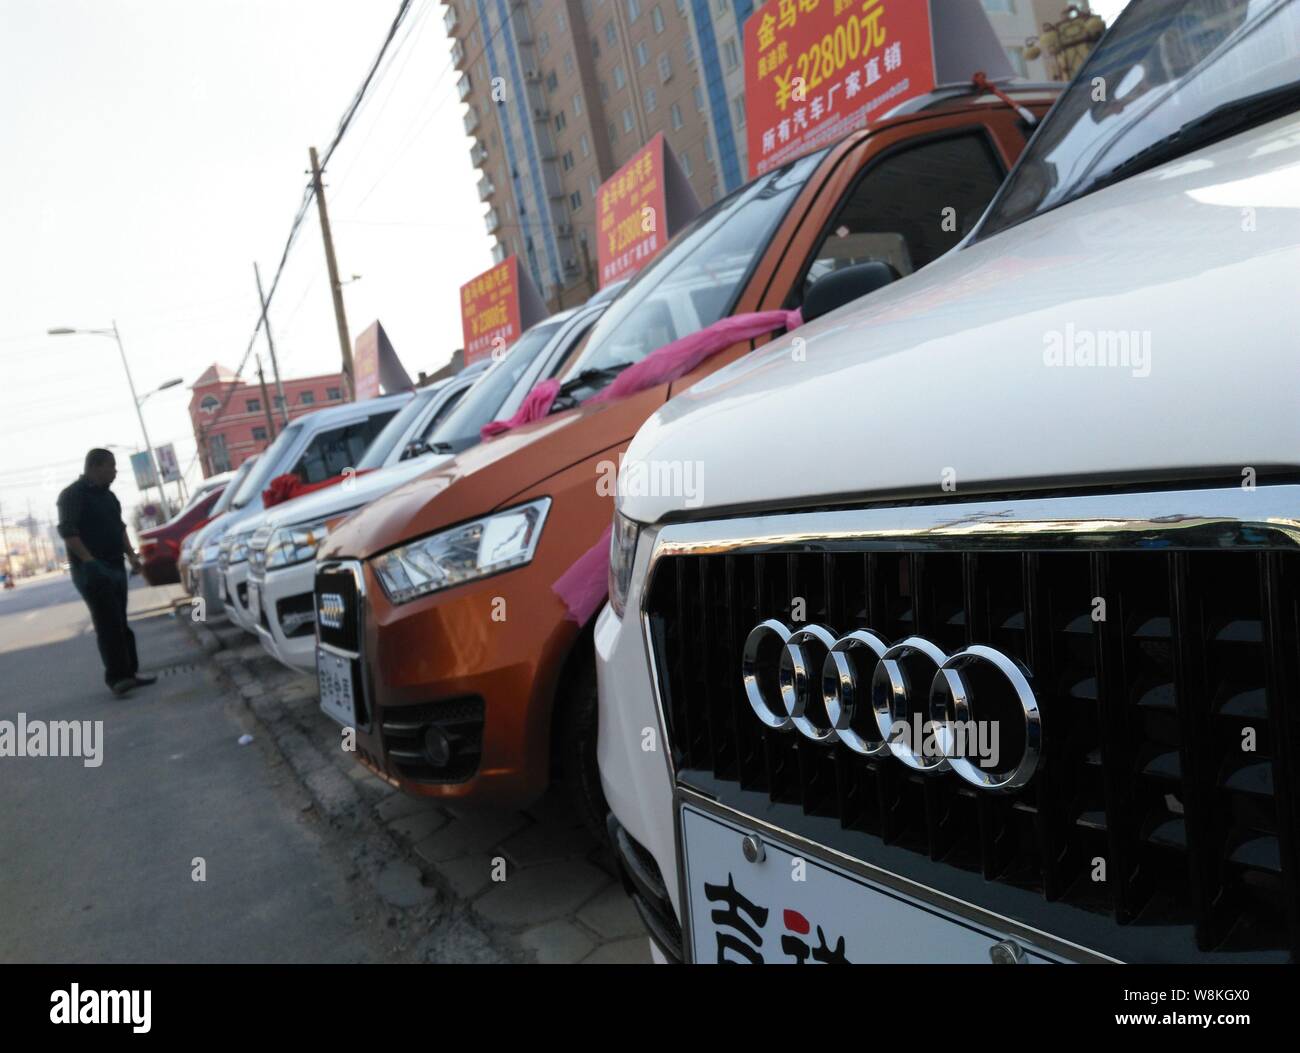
(316, 555), (582, 808)
(222, 561), (255, 632)
(191, 559), (229, 622)
(252, 560), (318, 673)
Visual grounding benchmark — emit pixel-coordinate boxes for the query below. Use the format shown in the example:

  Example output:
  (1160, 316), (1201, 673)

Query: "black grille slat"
(649, 543), (1298, 961)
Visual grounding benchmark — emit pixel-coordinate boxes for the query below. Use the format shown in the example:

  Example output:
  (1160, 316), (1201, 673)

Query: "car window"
(357, 388), (444, 469)
(426, 319), (567, 450)
(801, 131), (1006, 296)
(562, 150), (826, 379)
(292, 413), (397, 483)
(417, 384), (469, 441)
(230, 424), (303, 507)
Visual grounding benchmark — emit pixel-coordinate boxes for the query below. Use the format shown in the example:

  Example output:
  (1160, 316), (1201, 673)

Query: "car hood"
(622, 114), (1300, 524)
(259, 454), (454, 533)
(321, 384), (665, 560)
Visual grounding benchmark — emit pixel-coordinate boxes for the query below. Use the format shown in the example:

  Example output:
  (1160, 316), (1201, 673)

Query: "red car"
(138, 473), (233, 586)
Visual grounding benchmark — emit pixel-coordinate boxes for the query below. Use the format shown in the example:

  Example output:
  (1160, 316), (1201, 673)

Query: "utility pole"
(309, 146), (355, 400)
(0, 500), (11, 577)
(254, 261), (289, 426)
(255, 355), (278, 443)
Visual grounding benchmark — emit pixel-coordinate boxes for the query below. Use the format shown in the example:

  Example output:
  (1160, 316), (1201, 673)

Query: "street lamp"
(47, 322), (180, 507)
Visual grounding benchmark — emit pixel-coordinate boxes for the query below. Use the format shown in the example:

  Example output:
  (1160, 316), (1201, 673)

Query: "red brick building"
(189, 363), (348, 477)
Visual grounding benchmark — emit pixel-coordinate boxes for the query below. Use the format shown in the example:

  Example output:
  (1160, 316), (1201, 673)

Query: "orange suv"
(315, 85), (1059, 833)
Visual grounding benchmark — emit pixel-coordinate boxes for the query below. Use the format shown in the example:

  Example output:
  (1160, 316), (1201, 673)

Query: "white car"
(598, 0), (1300, 964)
(248, 297), (614, 673)
(216, 392), (413, 631)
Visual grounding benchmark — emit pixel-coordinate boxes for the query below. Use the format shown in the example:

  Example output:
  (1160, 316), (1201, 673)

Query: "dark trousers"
(71, 560), (139, 687)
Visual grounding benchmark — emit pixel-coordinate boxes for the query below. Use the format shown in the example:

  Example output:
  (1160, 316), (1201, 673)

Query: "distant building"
(189, 364), (347, 477)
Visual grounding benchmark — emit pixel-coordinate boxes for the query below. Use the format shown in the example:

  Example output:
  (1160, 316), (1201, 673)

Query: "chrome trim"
(673, 786), (1120, 965)
(640, 485), (1296, 960)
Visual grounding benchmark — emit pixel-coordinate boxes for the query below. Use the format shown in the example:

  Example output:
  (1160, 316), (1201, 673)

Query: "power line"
(200, 0), (417, 437)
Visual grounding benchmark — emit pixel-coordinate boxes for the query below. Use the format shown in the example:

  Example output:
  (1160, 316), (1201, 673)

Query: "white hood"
(621, 114), (1300, 524)
(257, 452), (454, 532)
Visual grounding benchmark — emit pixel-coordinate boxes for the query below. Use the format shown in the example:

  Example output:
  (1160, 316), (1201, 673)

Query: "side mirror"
(802, 260), (900, 325)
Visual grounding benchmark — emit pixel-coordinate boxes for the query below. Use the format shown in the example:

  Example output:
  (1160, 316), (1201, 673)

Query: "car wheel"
(558, 653), (611, 843)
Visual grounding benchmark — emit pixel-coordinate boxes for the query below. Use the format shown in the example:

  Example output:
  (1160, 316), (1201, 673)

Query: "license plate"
(317, 648), (356, 728)
(678, 804), (1055, 964)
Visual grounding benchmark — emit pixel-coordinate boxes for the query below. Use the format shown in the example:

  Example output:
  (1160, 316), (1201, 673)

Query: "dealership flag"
(744, 0), (1014, 178)
(353, 321), (413, 400)
(459, 256), (549, 366)
(596, 133), (701, 288)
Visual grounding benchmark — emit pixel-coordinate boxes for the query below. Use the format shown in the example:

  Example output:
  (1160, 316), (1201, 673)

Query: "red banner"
(745, 0), (935, 178)
(460, 256), (523, 365)
(596, 133), (668, 288)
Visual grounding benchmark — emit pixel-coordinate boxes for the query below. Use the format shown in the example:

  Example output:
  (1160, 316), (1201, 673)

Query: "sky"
(0, 0), (491, 531)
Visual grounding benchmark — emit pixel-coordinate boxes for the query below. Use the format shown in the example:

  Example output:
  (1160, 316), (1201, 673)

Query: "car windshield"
(211, 457), (255, 514)
(427, 319), (566, 450)
(356, 385), (446, 470)
(229, 422), (303, 507)
(977, 0), (1300, 241)
(561, 150), (825, 381)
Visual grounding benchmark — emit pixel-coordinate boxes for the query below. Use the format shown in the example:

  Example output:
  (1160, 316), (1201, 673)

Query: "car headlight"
(265, 521), (330, 570)
(223, 532), (252, 566)
(373, 498), (550, 604)
(608, 511), (641, 619)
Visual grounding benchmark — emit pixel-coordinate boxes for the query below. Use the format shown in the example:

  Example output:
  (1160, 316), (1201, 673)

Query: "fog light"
(423, 726), (454, 767)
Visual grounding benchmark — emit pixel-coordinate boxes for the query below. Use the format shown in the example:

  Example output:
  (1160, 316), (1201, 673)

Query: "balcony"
(457, 72), (472, 101)
(477, 176), (495, 201)
(463, 105), (479, 134)
(443, 3), (458, 33)
(470, 142), (488, 168)
(485, 208), (501, 234)
(451, 37), (466, 68)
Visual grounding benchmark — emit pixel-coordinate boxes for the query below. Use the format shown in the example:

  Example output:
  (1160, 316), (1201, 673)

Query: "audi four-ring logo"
(318, 593), (346, 631)
(741, 620), (1042, 792)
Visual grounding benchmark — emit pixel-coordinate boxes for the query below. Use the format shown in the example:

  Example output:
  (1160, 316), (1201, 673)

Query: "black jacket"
(57, 476), (127, 565)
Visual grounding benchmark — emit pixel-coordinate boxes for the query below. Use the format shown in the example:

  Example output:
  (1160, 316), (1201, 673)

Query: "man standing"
(57, 449), (157, 697)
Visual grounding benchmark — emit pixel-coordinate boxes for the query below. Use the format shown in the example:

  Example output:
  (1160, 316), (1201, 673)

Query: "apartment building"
(450, 0), (756, 308)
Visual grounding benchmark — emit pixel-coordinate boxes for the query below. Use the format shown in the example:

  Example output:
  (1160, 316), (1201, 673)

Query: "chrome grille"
(644, 489), (1300, 962)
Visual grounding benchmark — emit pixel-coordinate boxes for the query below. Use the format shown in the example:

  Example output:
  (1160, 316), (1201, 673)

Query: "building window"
(327, 387), (341, 400)
(200, 395), (220, 414)
(732, 94), (745, 128)
(703, 134), (712, 160)
(604, 20), (616, 46)
(622, 108), (634, 133)
(644, 86), (657, 113)
(570, 190), (583, 210)
(546, 70), (559, 92)
(693, 84), (705, 110)
(245, 398), (261, 413)
(608, 120), (618, 142)
(301, 391), (315, 405)
(252, 426), (268, 442)
(588, 173), (599, 198)
(635, 41), (649, 67)
(1004, 46), (1028, 77)
(722, 37), (739, 71)
(579, 132), (591, 157)
(573, 92), (583, 116)
(555, 109), (567, 131)
(613, 64), (626, 90)
(599, 79), (609, 101)
(274, 395), (286, 408)
(209, 434), (230, 473)
(563, 51), (575, 75)
(670, 101), (683, 130)
(658, 52), (672, 82)
(627, 0), (641, 21)
(684, 34), (694, 64)
(562, 150), (575, 170)
(652, 4), (665, 33)
(680, 150), (692, 176)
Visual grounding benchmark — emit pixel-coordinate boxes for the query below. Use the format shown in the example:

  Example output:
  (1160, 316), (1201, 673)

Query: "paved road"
(0, 574), (400, 963)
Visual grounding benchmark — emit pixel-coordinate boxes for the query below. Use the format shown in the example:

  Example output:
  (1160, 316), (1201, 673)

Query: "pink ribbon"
(548, 307), (803, 623)
(481, 307), (802, 441)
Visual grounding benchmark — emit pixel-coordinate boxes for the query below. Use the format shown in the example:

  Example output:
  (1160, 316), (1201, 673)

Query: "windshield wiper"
(1097, 80), (1300, 190)
(549, 362), (636, 411)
